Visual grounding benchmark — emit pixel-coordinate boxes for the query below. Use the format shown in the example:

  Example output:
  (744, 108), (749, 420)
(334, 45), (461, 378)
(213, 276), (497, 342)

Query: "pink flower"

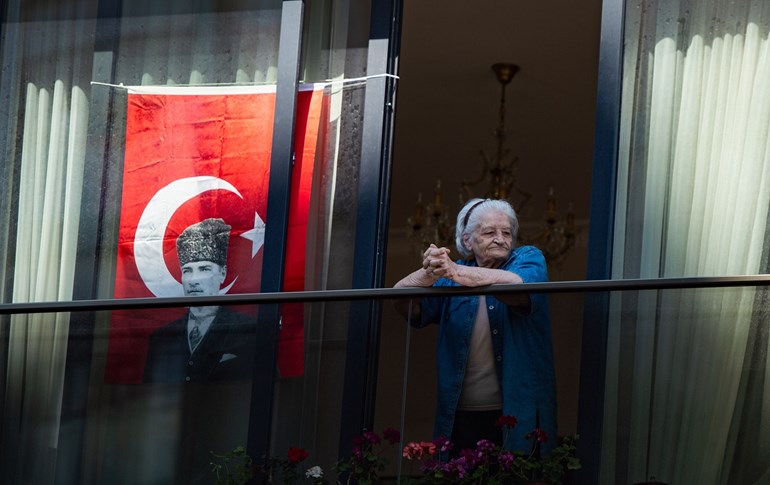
(403, 442), (423, 459)
(498, 450), (515, 469)
(432, 436), (453, 453)
(403, 440), (440, 459)
(420, 459), (441, 474)
(459, 448), (482, 468)
(475, 439), (496, 454)
(443, 457), (469, 479)
(422, 441), (437, 455)
(403, 441), (426, 460)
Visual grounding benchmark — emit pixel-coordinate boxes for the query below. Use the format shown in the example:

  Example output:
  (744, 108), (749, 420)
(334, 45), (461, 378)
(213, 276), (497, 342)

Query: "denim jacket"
(416, 245), (557, 452)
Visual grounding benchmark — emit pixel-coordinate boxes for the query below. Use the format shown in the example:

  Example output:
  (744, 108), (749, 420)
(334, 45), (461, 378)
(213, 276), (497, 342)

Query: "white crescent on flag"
(134, 176), (266, 297)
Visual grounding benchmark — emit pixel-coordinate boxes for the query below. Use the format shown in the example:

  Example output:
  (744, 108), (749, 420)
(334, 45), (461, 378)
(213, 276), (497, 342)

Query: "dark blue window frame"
(576, 0), (626, 483)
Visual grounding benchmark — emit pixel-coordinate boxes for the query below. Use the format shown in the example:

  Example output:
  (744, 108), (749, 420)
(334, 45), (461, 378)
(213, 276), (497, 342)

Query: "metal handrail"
(2, 274), (770, 315)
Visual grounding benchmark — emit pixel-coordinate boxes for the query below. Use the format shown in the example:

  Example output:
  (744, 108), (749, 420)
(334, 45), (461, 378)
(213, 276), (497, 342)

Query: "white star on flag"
(240, 212), (266, 258)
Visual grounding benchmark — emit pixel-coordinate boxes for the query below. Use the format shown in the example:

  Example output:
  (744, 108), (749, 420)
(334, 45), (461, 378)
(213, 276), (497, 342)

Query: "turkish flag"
(105, 84), (324, 383)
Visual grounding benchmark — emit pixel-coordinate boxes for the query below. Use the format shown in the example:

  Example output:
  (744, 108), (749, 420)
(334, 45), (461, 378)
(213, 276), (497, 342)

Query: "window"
(0, 1), (395, 482)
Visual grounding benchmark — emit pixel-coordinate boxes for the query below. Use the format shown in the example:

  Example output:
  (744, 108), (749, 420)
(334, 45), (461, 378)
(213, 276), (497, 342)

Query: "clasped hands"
(422, 244), (457, 280)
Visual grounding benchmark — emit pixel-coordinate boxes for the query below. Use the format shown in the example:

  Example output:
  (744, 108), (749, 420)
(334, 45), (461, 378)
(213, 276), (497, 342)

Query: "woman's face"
(463, 210), (513, 268)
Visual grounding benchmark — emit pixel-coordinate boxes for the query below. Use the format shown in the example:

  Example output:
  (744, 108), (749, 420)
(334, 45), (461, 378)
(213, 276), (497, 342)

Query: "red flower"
(383, 427), (401, 444)
(525, 428), (549, 444)
(495, 415), (518, 429)
(287, 447), (308, 463)
(352, 435), (365, 446)
(363, 430), (381, 445)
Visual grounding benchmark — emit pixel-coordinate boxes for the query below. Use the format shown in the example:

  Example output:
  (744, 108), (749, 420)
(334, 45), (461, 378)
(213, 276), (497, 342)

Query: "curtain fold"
(0, 0), (96, 481)
(605, 0), (770, 483)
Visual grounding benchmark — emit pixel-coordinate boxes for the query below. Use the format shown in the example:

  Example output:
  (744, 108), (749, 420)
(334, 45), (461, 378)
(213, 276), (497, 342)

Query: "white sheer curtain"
(114, 1), (279, 87)
(603, 0), (770, 484)
(1, 2), (96, 482)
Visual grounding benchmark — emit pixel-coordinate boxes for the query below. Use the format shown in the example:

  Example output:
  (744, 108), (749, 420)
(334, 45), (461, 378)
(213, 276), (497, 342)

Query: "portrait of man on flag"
(105, 85), (324, 384)
(142, 217), (258, 383)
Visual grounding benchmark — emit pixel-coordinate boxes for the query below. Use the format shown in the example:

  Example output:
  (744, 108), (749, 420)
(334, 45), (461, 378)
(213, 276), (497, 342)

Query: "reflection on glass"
(1, 285), (768, 483)
(612, 0), (770, 482)
(113, 218), (256, 385)
(602, 287), (770, 485)
(0, 2), (283, 482)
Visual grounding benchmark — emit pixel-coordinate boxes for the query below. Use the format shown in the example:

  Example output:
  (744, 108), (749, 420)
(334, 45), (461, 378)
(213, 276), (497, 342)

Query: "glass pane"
(2, 283), (767, 483)
(378, 290), (584, 482)
(601, 286), (770, 485)
(376, 285), (768, 484)
(614, 0), (770, 280)
(1, 303), (260, 483)
(0, 1), (283, 307)
(113, 2), (281, 86)
(273, 75), (369, 463)
(0, 0), (101, 305)
(299, 0), (372, 295)
(101, 307), (259, 484)
(268, 0), (374, 469)
(0, 298), (352, 484)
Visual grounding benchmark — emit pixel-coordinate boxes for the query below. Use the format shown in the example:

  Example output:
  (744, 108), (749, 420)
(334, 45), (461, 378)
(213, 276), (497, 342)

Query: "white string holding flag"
(90, 72), (399, 93)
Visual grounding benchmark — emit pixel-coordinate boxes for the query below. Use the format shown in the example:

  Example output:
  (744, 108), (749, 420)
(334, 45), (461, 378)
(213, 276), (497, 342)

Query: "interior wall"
(385, 0), (604, 231)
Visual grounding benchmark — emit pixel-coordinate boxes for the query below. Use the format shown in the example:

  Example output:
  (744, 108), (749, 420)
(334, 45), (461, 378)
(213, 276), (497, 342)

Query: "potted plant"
(401, 415), (581, 484)
(508, 426), (580, 484)
(210, 417), (580, 484)
(333, 427), (402, 484)
(211, 445), (317, 485)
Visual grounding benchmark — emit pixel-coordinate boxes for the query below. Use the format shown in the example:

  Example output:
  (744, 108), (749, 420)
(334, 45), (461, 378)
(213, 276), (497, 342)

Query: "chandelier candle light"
(406, 62), (576, 267)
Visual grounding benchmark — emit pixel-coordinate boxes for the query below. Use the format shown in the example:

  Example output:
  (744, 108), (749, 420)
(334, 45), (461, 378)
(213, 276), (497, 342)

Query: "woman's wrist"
(395, 268), (436, 288)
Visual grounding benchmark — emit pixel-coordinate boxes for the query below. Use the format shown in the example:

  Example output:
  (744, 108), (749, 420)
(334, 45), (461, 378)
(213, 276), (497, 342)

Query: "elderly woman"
(394, 198), (557, 454)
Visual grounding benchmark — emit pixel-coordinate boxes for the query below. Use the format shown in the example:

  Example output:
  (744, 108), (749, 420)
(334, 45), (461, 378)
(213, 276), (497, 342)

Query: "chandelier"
(407, 63), (576, 267)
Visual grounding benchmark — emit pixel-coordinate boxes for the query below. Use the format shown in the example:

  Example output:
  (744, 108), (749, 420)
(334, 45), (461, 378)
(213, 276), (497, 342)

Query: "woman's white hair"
(454, 198), (519, 259)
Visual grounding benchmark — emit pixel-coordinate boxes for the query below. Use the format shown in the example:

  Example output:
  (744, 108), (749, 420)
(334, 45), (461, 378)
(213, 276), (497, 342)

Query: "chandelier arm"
(461, 149), (493, 198)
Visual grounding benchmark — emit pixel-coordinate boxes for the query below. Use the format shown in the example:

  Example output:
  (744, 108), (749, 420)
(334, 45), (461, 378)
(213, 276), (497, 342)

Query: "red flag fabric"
(279, 86), (324, 378)
(106, 85), (323, 383)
